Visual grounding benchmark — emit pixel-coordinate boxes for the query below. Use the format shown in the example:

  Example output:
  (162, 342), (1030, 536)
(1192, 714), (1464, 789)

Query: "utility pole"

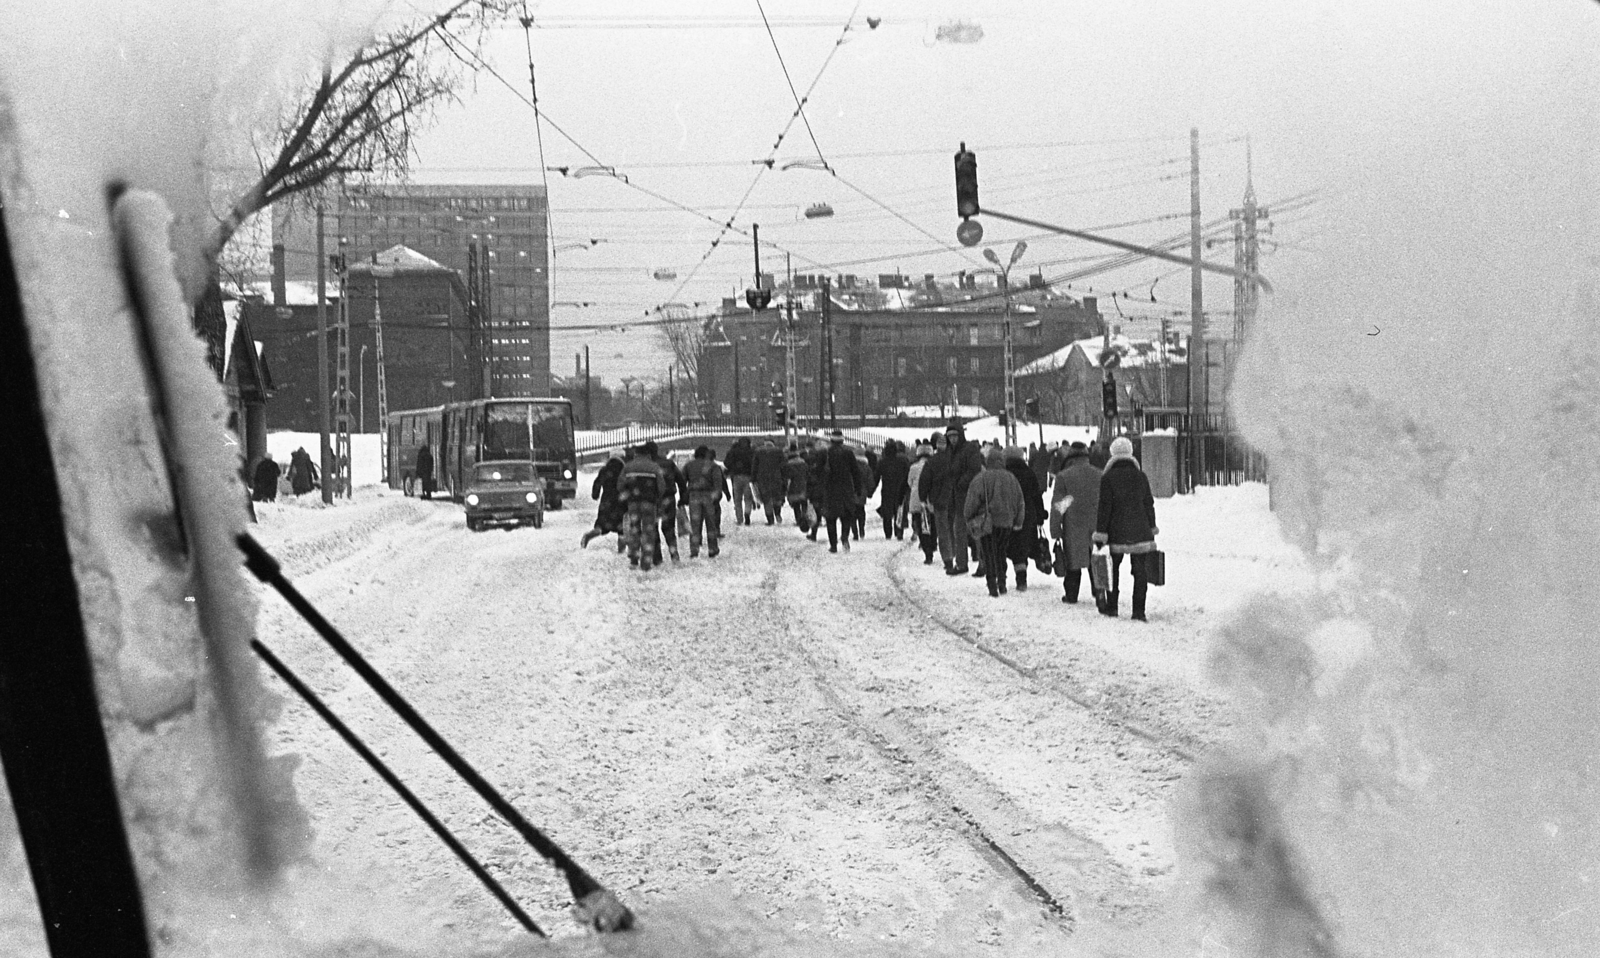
(1188, 126), (1204, 484)
(333, 244), (352, 498)
(372, 264), (391, 485)
(984, 241), (1027, 447)
(316, 204), (333, 504)
(668, 365), (676, 425)
(783, 253), (798, 443)
(584, 344), (592, 429)
(821, 276), (836, 427)
(1230, 137), (1270, 346)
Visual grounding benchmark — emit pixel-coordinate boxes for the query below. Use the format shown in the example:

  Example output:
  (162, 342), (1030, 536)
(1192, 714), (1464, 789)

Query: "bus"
(387, 397), (578, 507)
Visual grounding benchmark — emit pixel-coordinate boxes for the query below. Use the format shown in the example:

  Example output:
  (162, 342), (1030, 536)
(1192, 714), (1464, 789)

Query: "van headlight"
(563, 469), (574, 480)
(465, 494), (480, 506)
(525, 492), (539, 504)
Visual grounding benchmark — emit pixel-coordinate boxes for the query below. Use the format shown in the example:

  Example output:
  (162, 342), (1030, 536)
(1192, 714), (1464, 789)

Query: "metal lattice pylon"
(373, 280), (390, 484)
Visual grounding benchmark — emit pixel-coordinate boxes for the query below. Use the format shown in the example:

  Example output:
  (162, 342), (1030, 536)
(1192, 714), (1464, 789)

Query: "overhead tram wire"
(519, 2), (558, 282)
(427, 19), (831, 281)
(755, 0), (840, 167)
(657, 3), (860, 307)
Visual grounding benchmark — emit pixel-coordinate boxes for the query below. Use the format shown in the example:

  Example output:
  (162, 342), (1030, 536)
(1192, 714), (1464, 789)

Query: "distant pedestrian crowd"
(578, 424), (1158, 620)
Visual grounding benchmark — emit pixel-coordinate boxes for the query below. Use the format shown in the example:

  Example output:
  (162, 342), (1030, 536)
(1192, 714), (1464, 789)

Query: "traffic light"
(954, 142), (979, 219)
(1024, 397), (1041, 419)
(998, 410), (1009, 429)
(769, 385), (786, 424)
(745, 288), (772, 311)
(1101, 375), (1118, 419)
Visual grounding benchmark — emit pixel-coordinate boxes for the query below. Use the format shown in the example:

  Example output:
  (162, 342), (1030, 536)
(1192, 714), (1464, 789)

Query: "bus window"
(530, 402), (574, 462)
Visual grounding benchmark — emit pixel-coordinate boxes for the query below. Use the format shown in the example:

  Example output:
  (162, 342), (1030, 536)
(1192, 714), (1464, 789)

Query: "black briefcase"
(1145, 549), (1166, 587)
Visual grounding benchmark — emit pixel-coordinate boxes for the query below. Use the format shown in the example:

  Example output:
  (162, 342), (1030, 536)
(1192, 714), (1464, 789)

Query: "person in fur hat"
(1092, 435), (1158, 620)
(964, 444), (1026, 597)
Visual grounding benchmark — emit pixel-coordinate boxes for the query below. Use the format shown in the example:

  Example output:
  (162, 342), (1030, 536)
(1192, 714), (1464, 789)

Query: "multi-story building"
(273, 183), (550, 395)
(242, 244), (471, 432)
(697, 274), (1103, 425)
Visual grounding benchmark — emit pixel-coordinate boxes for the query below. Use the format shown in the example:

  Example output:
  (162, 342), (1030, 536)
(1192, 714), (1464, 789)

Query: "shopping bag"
(1033, 534), (1053, 574)
(1145, 549), (1166, 587)
(1052, 541), (1069, 577)
(1089, 550), (1110, 593)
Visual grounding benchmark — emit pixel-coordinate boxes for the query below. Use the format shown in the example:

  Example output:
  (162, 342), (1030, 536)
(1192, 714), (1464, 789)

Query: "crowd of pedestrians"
(576, 424), (1159, 620)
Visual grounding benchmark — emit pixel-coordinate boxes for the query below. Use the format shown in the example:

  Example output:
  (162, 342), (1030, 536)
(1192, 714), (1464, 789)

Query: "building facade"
(242, 245), (471, 433)
(273, 183), (550, 396)
(697, 276), (1103, 426)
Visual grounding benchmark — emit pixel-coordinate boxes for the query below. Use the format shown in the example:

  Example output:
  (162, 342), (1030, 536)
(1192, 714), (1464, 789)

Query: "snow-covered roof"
(353, 244), (449, 273)
(242, 279), (333, 307)
(1016, 334), (1187, 377)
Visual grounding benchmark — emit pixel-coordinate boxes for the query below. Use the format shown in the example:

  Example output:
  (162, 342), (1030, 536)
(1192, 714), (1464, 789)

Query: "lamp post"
(983, 241), (1027, 447)
(359, 345), (368, 433)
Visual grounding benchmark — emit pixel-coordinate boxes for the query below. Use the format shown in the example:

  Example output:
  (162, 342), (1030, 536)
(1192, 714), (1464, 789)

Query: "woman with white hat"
(1092, 435), (1158, 620)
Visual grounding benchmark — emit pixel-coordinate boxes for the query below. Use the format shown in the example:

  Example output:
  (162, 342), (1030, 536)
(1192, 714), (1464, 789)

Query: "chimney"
(271, 243), (287, 306)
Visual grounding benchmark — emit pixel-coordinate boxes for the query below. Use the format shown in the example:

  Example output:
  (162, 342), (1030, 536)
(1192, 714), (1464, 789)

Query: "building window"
(896, 356), (907, 378)
(971, 386), (981, 406)
(947, 357), (958, 376)
(870, 384), (879, 401)
(969, 326), (980, 346)
(969, 356), (981, 375)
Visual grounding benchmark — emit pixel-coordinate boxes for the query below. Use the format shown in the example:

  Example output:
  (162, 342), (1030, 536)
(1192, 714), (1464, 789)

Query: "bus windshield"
(482, 402), (574, 463)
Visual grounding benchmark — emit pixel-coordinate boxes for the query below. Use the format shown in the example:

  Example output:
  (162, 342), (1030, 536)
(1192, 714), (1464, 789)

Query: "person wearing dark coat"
(1003, 446), (1046, 592)
(1028, 443), (1052, 491)
(287, 447), (319, 496)
(820, 430), (864, 552)
(851, 450), (876, 541)
(1049, 442), (1101, 603)
(752, 439), (787, 524)
(1093, 436), (1158, 620)
(782, 444), (811, 532)
(415, 443), (436, 499)
(1087, 440), (1110, 469)
(874, 440), (911, 540)
(724, 437), (757, 526)
(803, 439), (827, 541)
(682, 445), (731, 558)
(647, 441), (688, 563)
(582, 451), (627, 549)
(251, 453), (281, 502)
(619, 447), (666, 570)
(917, 423), (985, 575)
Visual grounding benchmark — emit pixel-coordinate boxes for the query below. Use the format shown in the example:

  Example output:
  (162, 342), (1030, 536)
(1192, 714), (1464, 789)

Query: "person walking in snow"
(852, 447), (876, 541)
(1093, 435), (1158, 620)
(581, 450), (627, 550)
(874, 440), (911, 540)
(724, 436), (757, 527)
(287, 447), (319, 496)
(251, 452), (281, 502)
(803, 438), (827, 542)
(753, 438), (787, 525)
(964, 445), (1026, 597)
(682, 445), (730, 558)
(905, 442), (938, 563)
(619, 446), (666, 570)
(782, 443), (811, 533)
(1050, 441), (1101, 604)
(415, 442), (435, 499)
(1003, 445), (1046, 592)
(820, 429), (864, 552)
(919, 423), (985, 576)
(646, 441), (687, 563)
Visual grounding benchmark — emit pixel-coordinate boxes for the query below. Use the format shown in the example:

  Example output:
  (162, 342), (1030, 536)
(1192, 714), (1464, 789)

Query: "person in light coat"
(963, 445), (1025, 597)
(905, 443), (937, 563)
(1049, 442), (1101, 604)
(1092, 435), (1158, 620)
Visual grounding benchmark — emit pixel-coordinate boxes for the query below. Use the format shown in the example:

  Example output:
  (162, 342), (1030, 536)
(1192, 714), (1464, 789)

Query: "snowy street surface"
(243, 479), (1312, 954)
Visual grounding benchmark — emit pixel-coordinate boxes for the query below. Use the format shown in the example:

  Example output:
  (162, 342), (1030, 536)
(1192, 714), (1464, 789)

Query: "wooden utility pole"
(317, 204), (333, 504)
(821, 276), (836, 428)
(1188, 127), (1204, 485)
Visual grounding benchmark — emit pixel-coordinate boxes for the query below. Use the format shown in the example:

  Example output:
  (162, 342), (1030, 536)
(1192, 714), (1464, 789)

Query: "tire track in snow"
(881, 551), (1200, 765)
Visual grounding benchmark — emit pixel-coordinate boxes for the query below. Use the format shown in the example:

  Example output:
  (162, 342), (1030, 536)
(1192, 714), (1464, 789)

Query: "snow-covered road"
(243, 482), (1311, 955)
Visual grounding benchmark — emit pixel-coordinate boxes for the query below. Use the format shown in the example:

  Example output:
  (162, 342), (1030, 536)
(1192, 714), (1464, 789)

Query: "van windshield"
(474, 463), (534, 483)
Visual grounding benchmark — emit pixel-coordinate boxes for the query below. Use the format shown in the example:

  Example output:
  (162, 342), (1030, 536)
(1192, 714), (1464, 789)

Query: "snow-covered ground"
(61, 474), (1305, 956)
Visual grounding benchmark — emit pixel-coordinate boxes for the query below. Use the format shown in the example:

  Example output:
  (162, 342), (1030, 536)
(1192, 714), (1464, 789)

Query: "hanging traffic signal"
(1101, 375), (1119, 419)
(1024, 397), (1041, 419)
(954, 142), (979, 219)
(745, 288), (772, 311)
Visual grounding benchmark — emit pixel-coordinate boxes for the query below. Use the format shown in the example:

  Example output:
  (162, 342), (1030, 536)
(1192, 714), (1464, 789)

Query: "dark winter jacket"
(1094, 457), (1157, 554)
(782, 452), (810, 500)
(821, 443), (864, 514)
(251, 457), (281, 501)
(753, 443), (786, 499)
(653, 455), (688, 507)
(804, 448), (826, 501)
(853, 454), (874, 505)
(287, 449), (318, 495)
(1050, 449), (1101, 569)
(415, 444), (434, 480)
(1004, 459), (1046, 530)
(593, 456), (626, 531)
(724, 439), (755, 478)
(620, 456), (665, 503)
(927, 437), (984, 515)
(874, 450), (911, 515)
(1029, 447), (1051, 490)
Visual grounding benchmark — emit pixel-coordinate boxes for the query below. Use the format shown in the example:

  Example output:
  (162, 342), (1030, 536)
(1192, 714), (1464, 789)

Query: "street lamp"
(983, 240), (1027, 447)
(441, 378), (456, 405)
(359, 344), (369, 433)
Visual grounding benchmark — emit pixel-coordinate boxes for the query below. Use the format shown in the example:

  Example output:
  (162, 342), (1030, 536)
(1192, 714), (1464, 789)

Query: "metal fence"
(1138, 409), (1267, 492)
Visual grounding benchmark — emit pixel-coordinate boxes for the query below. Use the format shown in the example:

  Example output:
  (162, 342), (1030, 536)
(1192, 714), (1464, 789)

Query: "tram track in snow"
(880, 546), (1204, 765)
